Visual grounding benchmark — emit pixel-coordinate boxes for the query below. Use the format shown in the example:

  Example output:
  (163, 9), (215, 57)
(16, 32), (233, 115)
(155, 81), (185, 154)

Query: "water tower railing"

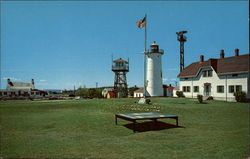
(112, 65), (129, 71)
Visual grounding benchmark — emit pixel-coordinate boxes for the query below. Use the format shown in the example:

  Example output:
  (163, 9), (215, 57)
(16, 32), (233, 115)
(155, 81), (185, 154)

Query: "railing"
(112, 65), (129, 71)
(145, 49), (164, 54)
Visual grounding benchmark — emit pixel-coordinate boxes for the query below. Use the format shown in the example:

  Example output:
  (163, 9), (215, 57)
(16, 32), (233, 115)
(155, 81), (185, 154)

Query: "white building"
(134, 88), (144, 98)
(145, 41), (164, 96)
(177, 49), (249, 101)
(173, 86), (180, 97)
(0, 79), (45, 97)
(134, 85), (174, 98)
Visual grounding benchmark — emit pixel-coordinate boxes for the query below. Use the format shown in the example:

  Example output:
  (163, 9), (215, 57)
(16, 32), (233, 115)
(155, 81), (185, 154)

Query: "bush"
(146, 99), (151, 104)
(197, 95), (203, 103)
(69, 94), (75, 97)
(234, 91), (246, 102)
(207, 96), (213, 100)
(176, 91), (185, 98)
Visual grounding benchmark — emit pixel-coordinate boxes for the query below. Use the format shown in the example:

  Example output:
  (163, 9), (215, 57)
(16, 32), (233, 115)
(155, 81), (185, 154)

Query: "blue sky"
(1, 1), (248, 90)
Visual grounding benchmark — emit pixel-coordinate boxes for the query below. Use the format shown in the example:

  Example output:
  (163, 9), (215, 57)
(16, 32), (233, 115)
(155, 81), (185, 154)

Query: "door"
(204, 83), (211, 96)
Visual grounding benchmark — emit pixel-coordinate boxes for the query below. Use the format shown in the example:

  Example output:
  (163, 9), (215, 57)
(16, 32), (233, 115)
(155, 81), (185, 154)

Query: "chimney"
(235, 48), (239, 56)
(200, 55), (204, 63)
(31, 79), (34, 85)
(7, 78), (14, 86)
(220, 50), (225, 59)
(7, 78), (11, 84)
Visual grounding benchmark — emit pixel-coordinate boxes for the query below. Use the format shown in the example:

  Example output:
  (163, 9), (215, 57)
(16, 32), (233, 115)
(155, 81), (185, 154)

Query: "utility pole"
(74, 85), (76, 95)
(176, 30), (187, 73)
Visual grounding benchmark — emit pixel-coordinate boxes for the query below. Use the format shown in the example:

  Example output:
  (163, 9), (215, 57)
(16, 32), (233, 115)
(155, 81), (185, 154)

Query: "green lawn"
(0, 98), (249, 159)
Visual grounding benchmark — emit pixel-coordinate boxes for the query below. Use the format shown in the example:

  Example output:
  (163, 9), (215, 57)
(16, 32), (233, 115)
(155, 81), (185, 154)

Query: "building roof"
(178, 54), (249, 78)
(173, 86), (180, 90)
(113, 58), (128, 63)
(163, 85), (175, 91)
(7, 82), (34, 91)
(134, 88), (144, 93)
(167, 86), (175, 92)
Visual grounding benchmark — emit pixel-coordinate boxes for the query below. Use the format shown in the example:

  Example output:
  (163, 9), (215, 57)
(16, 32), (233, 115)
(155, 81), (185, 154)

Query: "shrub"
(207, 96), (213, 100)
(197, 95), (203, 103)
(176, 91), (185, 98)
(146, 99), (151, 104)
(69, 94), (75, 97)
(234, 91), (246, 102)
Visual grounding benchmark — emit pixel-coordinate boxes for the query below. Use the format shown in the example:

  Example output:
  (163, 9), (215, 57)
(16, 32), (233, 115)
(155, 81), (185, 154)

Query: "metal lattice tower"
(112, 58), (129, 98)
(176, 31), (187, 72)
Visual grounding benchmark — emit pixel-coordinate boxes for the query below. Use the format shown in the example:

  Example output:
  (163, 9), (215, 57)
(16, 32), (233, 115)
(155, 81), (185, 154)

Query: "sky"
(0, 1), (248, 90)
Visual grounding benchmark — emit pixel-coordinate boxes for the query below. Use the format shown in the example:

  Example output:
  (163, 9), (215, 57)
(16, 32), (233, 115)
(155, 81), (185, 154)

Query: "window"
(232, 74), (238, 77)
(194, 86), (199, 92)
(229, 85), (234, 93)
(208, 70), (213, 77)
(236, 85), (242, 92)
(182, 86), (190, 92)
(4, 92), (7, 95)
(228, 85), (242, 93)
(203, 70), (213, 77)
(203, 71), (207, 77)
(182, 86), (186, 92)
(217, 86), (224, 93)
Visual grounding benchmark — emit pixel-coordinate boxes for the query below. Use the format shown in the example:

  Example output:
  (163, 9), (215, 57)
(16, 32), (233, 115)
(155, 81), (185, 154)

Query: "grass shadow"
(197, 102), (208, 104)
(123, 121), (185, 133)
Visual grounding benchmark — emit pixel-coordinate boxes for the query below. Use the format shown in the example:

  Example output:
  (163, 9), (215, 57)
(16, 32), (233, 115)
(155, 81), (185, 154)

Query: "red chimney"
(200, 55), (204, 63)
(235, 48), (239, 56)
(220, 50), (225, 59)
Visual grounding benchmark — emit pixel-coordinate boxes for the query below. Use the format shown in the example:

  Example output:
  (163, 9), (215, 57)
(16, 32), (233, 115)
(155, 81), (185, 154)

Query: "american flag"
(136, 16), (146, 28)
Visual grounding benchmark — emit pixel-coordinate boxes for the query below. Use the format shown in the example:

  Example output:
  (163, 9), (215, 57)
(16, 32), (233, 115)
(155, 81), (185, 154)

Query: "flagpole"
(144, 14), (147, 98)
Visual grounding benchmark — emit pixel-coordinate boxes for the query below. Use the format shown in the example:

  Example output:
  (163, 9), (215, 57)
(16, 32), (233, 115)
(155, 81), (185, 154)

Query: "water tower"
(112, 58), (129, 98)
(145, 41), (164, 96)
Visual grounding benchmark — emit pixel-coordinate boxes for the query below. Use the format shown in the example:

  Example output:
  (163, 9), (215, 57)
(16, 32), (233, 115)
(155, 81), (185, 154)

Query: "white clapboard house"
(177, 49), (249, 101)
(0, 79), (45, 97)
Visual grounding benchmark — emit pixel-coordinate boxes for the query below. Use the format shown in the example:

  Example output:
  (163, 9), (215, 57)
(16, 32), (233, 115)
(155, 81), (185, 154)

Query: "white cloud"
(39, 79), (47, 82)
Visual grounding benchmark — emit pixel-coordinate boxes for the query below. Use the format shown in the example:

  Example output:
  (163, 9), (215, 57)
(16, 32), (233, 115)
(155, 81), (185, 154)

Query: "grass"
(0, 98), (249, 159)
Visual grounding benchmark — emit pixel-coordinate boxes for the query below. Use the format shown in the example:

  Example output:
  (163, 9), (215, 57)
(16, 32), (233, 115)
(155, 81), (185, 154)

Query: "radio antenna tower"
(176, 30), (187, 72)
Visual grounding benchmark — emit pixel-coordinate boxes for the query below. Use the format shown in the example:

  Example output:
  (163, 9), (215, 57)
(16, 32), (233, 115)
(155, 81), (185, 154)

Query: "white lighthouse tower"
(145, 41), (164, 96)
